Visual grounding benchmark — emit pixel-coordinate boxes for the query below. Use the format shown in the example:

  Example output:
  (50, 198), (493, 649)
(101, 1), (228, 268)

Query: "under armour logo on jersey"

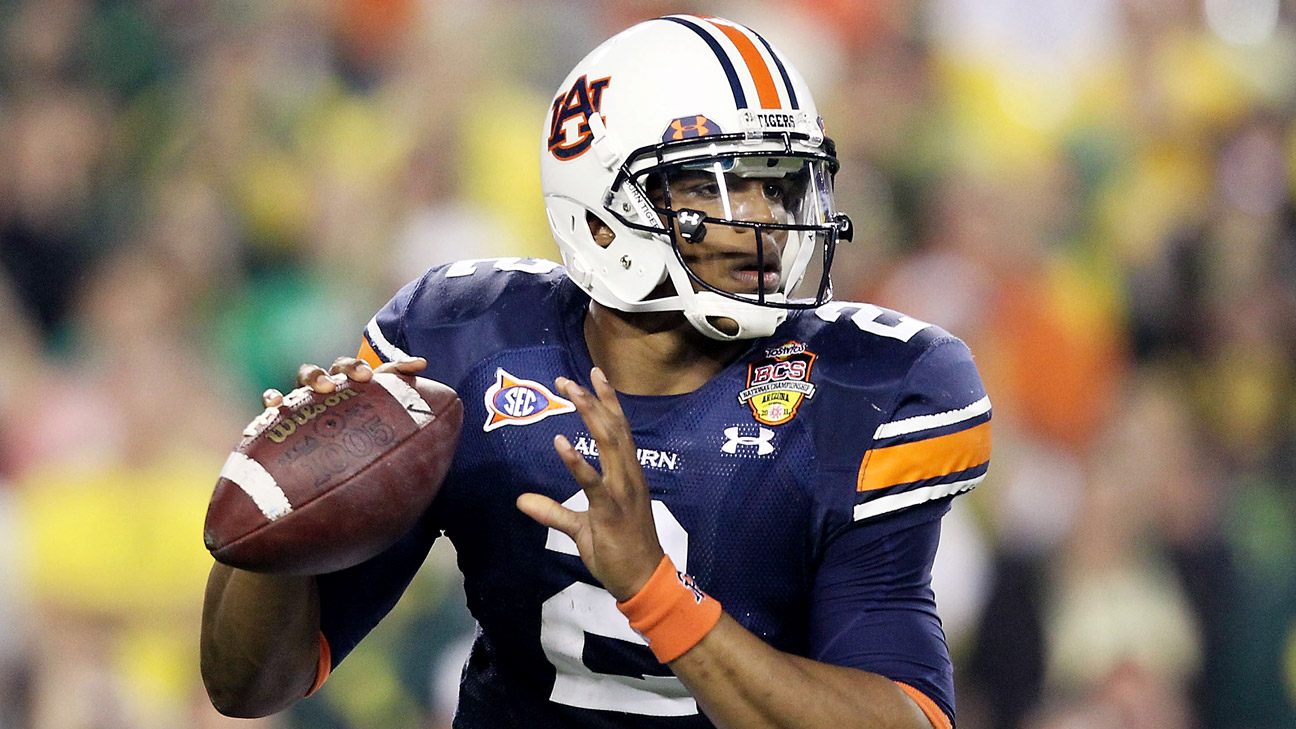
(721, 426), (776, 455)
(547, 74), (612, 161)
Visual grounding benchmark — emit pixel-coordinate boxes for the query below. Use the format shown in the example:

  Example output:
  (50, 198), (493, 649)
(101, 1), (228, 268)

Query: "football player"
(201, 15), (991, 729)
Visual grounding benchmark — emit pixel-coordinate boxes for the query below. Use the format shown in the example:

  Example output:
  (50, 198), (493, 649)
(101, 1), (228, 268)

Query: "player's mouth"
(729, 258), (781, 293)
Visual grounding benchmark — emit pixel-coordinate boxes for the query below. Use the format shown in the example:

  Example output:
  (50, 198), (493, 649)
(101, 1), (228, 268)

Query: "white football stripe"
(373, 372), (435, 427)
(220, 452), (293, 520)
(852, 474), (985, 522)
(365, 316), (411, 363)
(873, 395), (992, 440)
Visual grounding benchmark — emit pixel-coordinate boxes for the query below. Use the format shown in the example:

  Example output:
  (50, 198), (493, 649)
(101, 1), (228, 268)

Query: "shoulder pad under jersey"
(781, 302), (992, 525)
(359, 258), (570, 386)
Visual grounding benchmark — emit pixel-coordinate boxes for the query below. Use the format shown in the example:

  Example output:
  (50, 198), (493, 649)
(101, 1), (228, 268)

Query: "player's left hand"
(516, 367), (665, 602)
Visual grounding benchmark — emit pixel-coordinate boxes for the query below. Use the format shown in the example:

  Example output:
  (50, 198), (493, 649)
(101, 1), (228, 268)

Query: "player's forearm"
(200, 563), (322, 718)
(669, 614), (933, 729)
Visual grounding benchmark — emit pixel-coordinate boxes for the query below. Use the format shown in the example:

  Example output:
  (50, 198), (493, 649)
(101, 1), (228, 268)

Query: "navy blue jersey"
(319, 258), (991, 728)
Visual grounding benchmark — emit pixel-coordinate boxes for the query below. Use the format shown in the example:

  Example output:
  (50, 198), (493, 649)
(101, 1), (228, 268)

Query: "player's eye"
(683, 181), (721, 198)
(763, 182), (787, 202)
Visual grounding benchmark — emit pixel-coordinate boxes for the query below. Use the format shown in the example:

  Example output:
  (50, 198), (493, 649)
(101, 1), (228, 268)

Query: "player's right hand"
(261, 356), (428, 408)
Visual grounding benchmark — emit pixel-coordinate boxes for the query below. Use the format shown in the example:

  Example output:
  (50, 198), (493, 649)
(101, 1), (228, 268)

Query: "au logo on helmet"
(662, 115), (721, 142)
(547, 75), (612, 161)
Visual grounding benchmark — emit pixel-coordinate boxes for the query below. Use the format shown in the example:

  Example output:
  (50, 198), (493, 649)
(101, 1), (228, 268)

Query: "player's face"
(650, 168), (797, 297)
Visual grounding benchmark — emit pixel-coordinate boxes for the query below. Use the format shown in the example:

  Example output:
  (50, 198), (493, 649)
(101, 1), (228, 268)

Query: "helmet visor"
(631, 154), (839, 307)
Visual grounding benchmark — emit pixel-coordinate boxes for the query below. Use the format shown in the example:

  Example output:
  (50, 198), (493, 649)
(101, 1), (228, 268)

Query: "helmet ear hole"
(586, 211), (616, 249)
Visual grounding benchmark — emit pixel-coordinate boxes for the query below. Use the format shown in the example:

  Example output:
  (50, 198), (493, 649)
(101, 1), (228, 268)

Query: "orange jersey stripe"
(357, 338), (383, 369)
(306, 632), (332, 697)
(701, 18), (782, 109)
(896, 682), (953, 729)
(858, 421), (992, 492)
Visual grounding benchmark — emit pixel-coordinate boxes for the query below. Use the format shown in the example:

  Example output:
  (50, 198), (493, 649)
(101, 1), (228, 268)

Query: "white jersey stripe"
(219, 452), (293, 521)
(365, 315), (410, 363)
(372, 372), (435, 427)
(873, 396), (992, 440)
(852, 474), (985, 522)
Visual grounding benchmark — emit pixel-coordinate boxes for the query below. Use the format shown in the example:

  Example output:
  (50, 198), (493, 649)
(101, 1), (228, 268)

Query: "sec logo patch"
(738, 341), (817, 426)
(483, 369), (575, 431)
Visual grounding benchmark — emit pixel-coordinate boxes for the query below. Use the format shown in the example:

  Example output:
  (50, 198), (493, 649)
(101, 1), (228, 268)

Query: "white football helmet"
(540, 15), (852, 340)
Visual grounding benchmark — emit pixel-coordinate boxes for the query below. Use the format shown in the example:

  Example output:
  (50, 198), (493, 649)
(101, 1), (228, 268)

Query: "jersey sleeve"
(809, 497), (956, 725)
(355, 258), (566, 383)
(316, 515), (441, 668)
(852, 337), (991, 523)
(804, 335), (989, 727)
(358, 274), (424, 367)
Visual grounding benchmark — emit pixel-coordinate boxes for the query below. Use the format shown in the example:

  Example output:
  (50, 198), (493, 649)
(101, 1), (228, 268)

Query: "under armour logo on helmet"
(676, 208), (707, 243)
(662, 115), (722, 142)
(721, 426), (776, 455)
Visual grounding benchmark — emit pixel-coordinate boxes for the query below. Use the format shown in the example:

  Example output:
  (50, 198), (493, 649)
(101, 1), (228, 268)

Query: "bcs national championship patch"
(483, 369), (576, 432)
(738, 341), (817, 426)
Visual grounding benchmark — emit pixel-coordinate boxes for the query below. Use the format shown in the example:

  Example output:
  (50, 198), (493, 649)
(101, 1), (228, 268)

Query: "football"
(204, 372), (463, 575)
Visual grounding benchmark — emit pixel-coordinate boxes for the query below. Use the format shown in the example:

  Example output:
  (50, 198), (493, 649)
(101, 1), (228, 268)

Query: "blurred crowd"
(0, 0), (1293, 728)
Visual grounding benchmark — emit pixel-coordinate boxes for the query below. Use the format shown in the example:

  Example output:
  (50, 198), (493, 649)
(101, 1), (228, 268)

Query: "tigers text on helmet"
(540, 15), (852, 341)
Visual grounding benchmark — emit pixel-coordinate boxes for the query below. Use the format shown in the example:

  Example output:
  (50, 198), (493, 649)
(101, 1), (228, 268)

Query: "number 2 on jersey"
(540, 492), (698, 716)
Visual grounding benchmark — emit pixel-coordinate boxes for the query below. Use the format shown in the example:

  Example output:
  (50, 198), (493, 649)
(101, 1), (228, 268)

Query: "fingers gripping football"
(516, 368), (664, 601)
(207, 356), (456, 575)
(263, 357), (429, 408)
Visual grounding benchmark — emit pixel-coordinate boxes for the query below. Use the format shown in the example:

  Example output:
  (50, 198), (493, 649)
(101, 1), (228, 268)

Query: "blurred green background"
(1, 0), (1293, 727)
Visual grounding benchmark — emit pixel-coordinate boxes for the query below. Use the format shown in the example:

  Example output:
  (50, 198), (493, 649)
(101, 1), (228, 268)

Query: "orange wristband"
(616, 555), (722, 664)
